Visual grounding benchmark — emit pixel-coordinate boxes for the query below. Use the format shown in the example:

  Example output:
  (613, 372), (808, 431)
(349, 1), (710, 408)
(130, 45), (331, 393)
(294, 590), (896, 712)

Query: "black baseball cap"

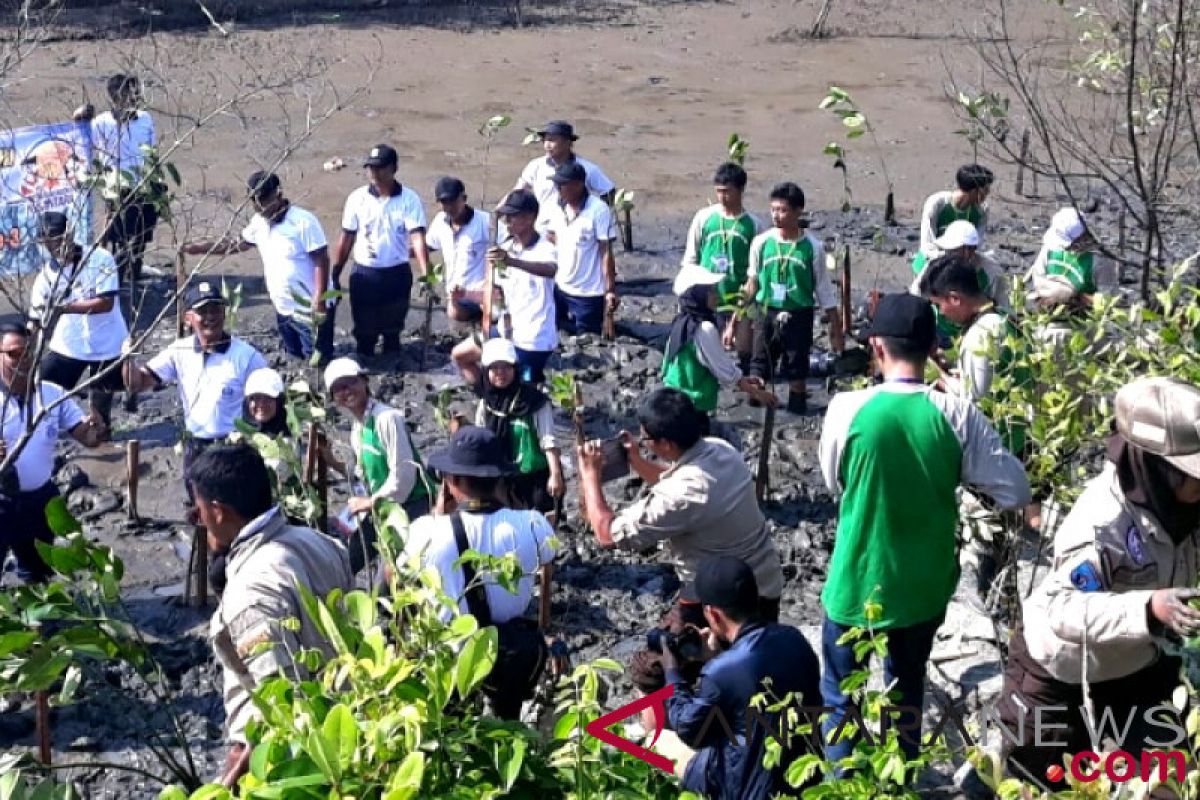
(247, 170), (280, 199)
(550, 161), (587, 185)
(185, 280), (226, 310)
(363, 144), (398, 168)
(39, 211), (69, 238)
(496, 189), (539, 217)
(538, 120), (578, 141)
(866, 293), (936, 349)
(434, 176), (466, 201)
(694, 555), (759, 610)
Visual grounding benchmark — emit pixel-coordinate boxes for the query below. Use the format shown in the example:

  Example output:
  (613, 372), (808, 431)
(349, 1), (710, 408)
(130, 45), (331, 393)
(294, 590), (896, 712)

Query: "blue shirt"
(665, 622), (821, 800)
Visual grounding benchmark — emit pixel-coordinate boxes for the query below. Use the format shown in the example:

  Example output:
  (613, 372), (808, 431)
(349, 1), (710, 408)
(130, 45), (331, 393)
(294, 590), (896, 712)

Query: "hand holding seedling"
(1150, 588), (1200, 636)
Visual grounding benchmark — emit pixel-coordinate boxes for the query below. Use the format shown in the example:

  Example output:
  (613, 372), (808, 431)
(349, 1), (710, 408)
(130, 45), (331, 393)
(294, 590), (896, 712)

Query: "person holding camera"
(652, 555), (821, 799)
(576, 387), (783, 693)
(0, 324), (107, 584)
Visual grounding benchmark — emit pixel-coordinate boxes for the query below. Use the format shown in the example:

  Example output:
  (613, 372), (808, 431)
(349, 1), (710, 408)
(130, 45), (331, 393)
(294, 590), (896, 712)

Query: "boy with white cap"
(1027, 206), (1116, 309)
(453, 337), (564, 511)
(663, 263), (777, 429)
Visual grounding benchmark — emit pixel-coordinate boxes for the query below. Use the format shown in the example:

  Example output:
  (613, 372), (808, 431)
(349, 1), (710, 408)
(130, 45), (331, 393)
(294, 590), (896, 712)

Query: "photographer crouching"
(575, 387), (783, 694)
(652, 556), (822, 798)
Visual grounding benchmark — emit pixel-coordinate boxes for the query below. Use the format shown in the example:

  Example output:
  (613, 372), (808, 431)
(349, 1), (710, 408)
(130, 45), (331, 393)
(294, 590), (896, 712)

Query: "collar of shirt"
(730, 619), (766, 647)
(230, 505), (282, 550)
(451, 207), (476, 231)
(266, 201), (291, 227)
(544, 153), (577, 168)
(192, 336), (233, 355)
(368, 180), (403, 199)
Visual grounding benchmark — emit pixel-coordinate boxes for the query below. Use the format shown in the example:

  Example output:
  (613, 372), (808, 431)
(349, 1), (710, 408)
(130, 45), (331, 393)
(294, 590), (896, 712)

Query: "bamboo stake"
(840, 246), (852, 336)
(191, 527), (207, 607)
(884, 191), (895, 225)
(620, 206), (633, 252)
(125, 440), (140, 521)
(175, 250), (187, 337)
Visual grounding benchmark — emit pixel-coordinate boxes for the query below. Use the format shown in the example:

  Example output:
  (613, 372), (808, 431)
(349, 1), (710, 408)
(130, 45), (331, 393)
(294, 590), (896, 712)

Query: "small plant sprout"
(476, 113), (512, 209)
(613, 188), (635, 251)
(819, 86), (896, 223)
(823, 142), (853, 213)
(726, 132), (750, 165)
(954, 91), (1011, 162)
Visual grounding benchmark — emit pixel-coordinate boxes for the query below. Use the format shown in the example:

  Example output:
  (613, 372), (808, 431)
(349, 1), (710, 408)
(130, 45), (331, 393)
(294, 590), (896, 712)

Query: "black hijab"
(479, 371), (548, 449)
(1108, 433), (1200, 543)
(664, 284), (718, 364)
(241, 396), (289, 437)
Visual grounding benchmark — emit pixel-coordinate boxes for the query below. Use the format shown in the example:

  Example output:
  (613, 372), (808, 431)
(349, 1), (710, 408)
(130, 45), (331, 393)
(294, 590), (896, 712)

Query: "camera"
(646, 626), (704, 661)
(808, 346), (871, 380)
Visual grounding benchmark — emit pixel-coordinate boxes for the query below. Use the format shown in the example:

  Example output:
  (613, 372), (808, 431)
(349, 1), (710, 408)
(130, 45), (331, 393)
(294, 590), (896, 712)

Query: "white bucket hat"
(673, 262), (725, 296)
(1043, 207), (1087, 251)
(244, 367), (285, 399)
(934, 220), (981, 251)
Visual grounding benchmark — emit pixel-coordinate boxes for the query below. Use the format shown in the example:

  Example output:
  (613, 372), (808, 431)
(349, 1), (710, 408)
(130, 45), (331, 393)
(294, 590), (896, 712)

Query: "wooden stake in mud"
(840, 246), (853, 336)
(755, 405), (775, 505)
(304, 424), (329, 534)
(125, 440), (140, 522)
(620, 205), (633, 252)
(191, 526), (208, 607)
(884, 191), (896, 226)
(1016, 130), (1030, 197)
(35, 690), (51, 764)
(419, 287), (435, 371)
(175, 250), (187, 338)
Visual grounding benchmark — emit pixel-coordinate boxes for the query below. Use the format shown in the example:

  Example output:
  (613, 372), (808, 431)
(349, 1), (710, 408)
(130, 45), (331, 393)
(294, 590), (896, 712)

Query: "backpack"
(450, 512), (548, 719)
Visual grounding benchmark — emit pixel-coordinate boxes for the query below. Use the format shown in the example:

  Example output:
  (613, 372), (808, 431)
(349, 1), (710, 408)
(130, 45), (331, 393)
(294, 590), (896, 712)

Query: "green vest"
(822, 390), (964, 629)
(662, 339), (720, 413)
(934, 201), (983, 237)
(1043, 249), (1096, 295)
(754, 235), (817, 310)
(509, 415), (549, 474)
(698, 210), (757, 299)
(361, 414), (429, 504)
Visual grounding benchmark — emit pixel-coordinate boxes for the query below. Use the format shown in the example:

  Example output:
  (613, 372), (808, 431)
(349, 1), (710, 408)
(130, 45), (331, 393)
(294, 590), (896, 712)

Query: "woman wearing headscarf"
(452, 337), (564, 512)
(662, 263), (777, 436)
(994, 376), (1200, 786)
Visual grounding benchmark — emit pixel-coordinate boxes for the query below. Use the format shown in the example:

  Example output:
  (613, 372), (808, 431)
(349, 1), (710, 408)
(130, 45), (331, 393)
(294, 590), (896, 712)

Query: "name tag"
(771, 283), (787, 303)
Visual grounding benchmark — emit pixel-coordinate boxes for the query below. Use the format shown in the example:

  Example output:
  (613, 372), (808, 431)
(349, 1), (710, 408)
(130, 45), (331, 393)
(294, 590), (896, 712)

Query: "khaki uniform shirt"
(1023, 463), (1200, 683)
(210, 508), (353, 743)
(609, 437), (783, 602)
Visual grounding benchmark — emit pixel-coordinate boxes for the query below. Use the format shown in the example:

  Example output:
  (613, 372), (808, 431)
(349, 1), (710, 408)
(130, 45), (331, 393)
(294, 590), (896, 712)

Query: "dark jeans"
(276, 307), (336, 363)
(0, 481), (61, 584)
(349, 263), (412, 356)
(820, 612), (945, 765)
(997, 630), (1181, 788)
(40, 352), (123, 425)
(514, 347), (552, 386)
(751, 307), (815, 383)
(104, 198), (159, 283)
(554, 288), (604, 335)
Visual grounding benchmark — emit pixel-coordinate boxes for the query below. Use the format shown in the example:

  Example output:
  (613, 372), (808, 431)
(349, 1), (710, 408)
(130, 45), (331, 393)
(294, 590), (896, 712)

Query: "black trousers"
(40, 352), (123, 425)
(349, 263), (412, 356)
(0, 481), (61, 583)
(104, 198), (159, 283)
(750, 307), (815, 383)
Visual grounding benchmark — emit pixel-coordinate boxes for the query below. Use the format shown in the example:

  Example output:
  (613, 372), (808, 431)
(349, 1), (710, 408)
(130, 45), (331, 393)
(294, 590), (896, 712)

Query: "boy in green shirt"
(681, 162), (761, 369)
(817, 294), (1029, 766)
(914, 164), (994, 275)
(735, 182), (842, 415)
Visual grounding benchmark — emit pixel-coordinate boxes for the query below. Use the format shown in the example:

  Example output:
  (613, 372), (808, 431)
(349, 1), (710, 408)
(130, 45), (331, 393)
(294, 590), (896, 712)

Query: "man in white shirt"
(182, 172), (333, 363)
(427, 176), (490, 324)
(0, 324), (106, 584)
(542, 162), (618, 336)
(400, 425), (555, 718)
(123, 281), (267, 479)
(515, 120), (615, 209)
(28, 212), (128, 430)
(331, 144), (431, 358)
(75, 74), (160, 284)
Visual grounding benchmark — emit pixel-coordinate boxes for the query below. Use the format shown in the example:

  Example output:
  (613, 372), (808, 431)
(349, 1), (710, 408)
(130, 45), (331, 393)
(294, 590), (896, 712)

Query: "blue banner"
(0, 121), (93, 276)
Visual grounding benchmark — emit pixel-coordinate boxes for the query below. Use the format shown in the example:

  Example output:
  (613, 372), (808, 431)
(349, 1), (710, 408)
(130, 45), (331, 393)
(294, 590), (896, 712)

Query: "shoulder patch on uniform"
(1125, 524), (1147, 565)
(1070, 562), (1104, 592)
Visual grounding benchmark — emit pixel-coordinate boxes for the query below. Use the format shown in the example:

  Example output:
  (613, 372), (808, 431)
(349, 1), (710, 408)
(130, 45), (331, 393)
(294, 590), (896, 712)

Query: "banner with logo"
(0, 121), (93, 276)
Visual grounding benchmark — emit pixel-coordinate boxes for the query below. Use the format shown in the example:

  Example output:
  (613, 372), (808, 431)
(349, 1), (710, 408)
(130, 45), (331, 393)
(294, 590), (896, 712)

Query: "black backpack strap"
(450, 512), (493, 627)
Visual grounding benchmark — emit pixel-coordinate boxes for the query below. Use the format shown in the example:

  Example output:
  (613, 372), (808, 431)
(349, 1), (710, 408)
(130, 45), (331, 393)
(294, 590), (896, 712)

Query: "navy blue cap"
(427, 425), (515, 478)
(550, 161), (587, 185)
(538, 120), (578, 141)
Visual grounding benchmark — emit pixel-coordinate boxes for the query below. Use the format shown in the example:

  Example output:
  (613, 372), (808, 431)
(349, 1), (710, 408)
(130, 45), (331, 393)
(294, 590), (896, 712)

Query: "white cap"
(481, 337), (518, 367)
(244, 367), (284, 399)
(1043, 207), (1086, 250)
(673, 262), (724, 296)
(934, 220), (981, 251)
(323, 357), (364, 389)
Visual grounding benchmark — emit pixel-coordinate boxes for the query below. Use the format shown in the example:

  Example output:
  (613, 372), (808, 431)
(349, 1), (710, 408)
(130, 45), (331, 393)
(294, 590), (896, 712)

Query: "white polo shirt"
(426, 208), (490, 292)
(518, 155), (615, 210)
(340, 183), (427, 268)
(0, 382), (85, 491)
(542, 195), (616, 297)
(90, 111), (156, 174)
(496, 234), (558, 353)
(30, 246), (128, 361)
(146, 336), (267, 438)
(242, 205), (330, 317)
(400, 508), (556, 623)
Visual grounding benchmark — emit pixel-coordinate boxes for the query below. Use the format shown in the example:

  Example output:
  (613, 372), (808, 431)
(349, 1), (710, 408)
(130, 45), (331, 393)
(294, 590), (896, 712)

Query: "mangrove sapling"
(819, 87), (896, 224)
(727, 132), (750, 166)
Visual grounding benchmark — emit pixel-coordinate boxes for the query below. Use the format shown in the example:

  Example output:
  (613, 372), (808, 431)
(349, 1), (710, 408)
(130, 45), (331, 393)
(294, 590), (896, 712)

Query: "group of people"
(2, 69), (1199, 800)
